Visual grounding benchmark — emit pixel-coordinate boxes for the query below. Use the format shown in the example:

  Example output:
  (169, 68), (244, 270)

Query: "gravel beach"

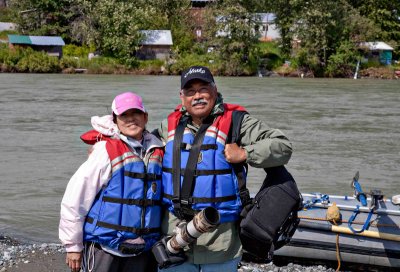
(1, 234), (391, 272)
(0, 235), (339, 272)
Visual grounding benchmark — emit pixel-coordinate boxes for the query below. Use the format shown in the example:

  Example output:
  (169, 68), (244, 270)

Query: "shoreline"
(1, 234), (396, 272)
(0, 235), (337, 272)
(0, 67), (399, 79)
(0, 235), (349, 272)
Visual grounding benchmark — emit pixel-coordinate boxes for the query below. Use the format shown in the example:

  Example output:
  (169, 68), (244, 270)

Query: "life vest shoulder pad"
(167, 103), (247, 132)
(80, 129), (112, 145)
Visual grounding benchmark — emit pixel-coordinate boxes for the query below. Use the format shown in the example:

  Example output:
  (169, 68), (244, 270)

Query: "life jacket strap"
(163, 193), (237, 204)
(102, 196), (161, 206)
(174, 116), (214, 220)
(162, 167), (232, 176)
(180, 143), (218, 151)
(86, 216), (160, 235)
(124, 171), (161, 181)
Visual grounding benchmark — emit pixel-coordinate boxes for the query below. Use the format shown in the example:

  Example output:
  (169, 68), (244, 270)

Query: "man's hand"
(66, 252), (82, 272)
(224, 143), (247, 163)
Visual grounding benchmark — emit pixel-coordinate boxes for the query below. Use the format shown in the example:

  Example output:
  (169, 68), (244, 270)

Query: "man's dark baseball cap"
(181, 66), (215, 89)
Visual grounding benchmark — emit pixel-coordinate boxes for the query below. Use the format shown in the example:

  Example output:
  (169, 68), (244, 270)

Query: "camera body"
(152, 236), (186, 269)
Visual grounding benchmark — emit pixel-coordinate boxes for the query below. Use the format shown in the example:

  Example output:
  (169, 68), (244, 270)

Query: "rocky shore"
(0, 235), (340, 272)
(7, 234), (397, 272)
(2, 234), (395, 272)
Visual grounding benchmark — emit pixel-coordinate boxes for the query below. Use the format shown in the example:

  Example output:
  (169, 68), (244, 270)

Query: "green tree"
(72, 0), (163, 66)
(73, 0), (194, 65)
(10, 0), (79, 42)
(259, 0), (302, 58)
(267, 0), (378, 75)
(347, 0), (400, 58)
(204, 0), (261, 75)
(326, 41), (360, 77)
(146, 0), (194, 53)
(347, 0), (400, 42)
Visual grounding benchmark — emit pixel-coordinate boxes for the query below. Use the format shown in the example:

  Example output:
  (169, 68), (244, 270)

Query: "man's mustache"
(192, 98), (208, 106)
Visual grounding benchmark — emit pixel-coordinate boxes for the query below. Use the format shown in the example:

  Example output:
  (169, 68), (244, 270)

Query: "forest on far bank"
(1, 0), (399, 78)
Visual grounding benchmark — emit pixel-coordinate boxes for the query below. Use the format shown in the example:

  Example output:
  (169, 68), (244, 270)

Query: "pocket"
(250, 181), (299, 240)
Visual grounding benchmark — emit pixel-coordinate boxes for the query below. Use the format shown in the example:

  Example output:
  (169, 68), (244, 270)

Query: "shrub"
(0, 8), (14, 22)
(258, 41), (281, 57)
(136, 59), (166, 74)
(60, 56), (79, 69)
(63, 44), (93, 58)
(293, 48), (323, 76)
(167, 53), (210, 75)
(82, 57), (129, 74)
(0, 45), (28, 71)
(16, 51), (61, 73)
(325, 41), (359, 78)
(261, 52), (283, 70)
(0, 30), (17, 40)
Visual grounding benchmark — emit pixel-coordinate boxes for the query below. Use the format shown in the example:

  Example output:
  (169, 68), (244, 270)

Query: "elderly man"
(156, 66), (293, 271)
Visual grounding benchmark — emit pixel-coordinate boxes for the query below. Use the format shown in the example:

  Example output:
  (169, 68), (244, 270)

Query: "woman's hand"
(66, 252), (82, 272)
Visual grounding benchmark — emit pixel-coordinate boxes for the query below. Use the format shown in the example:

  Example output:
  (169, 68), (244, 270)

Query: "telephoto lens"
(167, 206), (220, 253)
(151, 207), (221, 269)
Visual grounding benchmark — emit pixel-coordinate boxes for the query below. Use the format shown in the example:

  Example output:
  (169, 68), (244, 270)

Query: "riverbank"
(0, 235), (339, 272)
(2, 235), (397, 271)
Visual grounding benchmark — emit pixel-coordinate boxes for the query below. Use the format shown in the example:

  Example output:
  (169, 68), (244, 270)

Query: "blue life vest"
(162, 104), (247, 223)
(83, 139), (163, 251)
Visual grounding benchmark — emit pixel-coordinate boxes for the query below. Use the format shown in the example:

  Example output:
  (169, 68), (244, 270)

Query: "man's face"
(180, 79), (218, 122)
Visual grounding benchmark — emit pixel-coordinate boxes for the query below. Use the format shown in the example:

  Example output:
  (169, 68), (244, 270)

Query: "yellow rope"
(333, 219), (341, 272)
(335, 232), (341, 271)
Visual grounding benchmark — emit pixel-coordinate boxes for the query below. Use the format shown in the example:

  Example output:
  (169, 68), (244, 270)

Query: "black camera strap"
(180, 117), (213, 208)
(228, 111), (251, 208)
(172, 116), (189, 218)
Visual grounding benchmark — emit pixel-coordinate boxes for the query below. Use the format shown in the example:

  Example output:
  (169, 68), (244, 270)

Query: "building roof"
(216, 13), (277, 24)
(0, 22), (17, 31)
(139, 30), (173, 46)
(8, 35), (65, 46)
(255, 13), (277, 23)
(360, 42), (394, 51)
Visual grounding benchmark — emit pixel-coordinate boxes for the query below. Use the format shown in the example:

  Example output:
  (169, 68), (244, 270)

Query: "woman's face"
(116, 109), (148, 140)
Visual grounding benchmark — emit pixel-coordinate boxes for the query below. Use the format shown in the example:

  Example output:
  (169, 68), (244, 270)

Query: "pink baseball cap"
(111, 92), (146, 115)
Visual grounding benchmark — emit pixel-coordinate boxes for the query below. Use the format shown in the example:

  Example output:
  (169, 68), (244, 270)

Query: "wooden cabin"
(359, 42), (394, 65)
(8, 34), (65, 58)
(136, 30), (173, 60)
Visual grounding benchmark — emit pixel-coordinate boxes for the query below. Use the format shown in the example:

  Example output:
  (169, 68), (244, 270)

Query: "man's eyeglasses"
(182, 85), (213, 97)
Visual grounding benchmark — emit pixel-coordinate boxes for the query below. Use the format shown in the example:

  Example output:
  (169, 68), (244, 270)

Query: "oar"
(299, 221), (400, 242)
(308, 202), (400, 216)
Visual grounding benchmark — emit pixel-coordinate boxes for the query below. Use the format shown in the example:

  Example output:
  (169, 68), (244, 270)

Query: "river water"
(0, 74), (399, 243)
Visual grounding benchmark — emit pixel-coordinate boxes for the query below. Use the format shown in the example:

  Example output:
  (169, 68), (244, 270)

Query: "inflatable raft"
(274, 187), (400, 268)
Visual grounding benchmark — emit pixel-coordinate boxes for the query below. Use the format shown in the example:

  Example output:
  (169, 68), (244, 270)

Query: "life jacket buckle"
(180, 143), (192, 150)
(146, 173), (157, 181)
(179, 197), (194, 205)
(239, 189), (251, 206)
